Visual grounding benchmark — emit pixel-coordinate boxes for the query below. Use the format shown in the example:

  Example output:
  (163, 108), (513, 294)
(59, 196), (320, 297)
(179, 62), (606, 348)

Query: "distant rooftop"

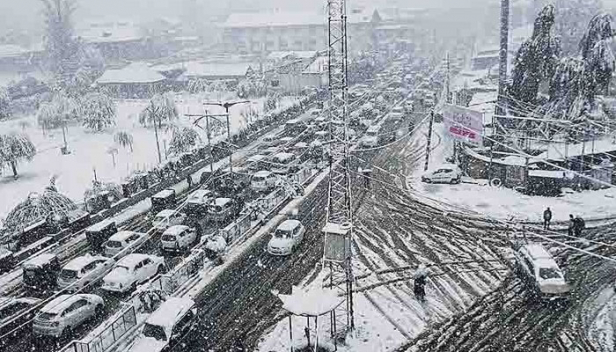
(97, 62), (166, 84)
(222, 8), (380, 28)
(78, 21), (144, 44)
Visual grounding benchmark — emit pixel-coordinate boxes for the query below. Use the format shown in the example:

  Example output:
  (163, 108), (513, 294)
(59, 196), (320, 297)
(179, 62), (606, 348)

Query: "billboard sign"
(442, 104), (483, 146)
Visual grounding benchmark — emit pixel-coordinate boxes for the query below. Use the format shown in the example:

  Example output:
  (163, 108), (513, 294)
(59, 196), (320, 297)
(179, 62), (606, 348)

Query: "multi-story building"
(220, 8), (381, 55)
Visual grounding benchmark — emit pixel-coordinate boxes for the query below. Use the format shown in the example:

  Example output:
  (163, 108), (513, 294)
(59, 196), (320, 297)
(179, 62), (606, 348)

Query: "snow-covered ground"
(0, 93), (300, 223)
(407, 122), (616, 224)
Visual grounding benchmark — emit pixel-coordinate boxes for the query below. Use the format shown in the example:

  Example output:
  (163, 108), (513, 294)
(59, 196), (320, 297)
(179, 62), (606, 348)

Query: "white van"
(160, 225), (198, 253)
(361, 125), (381, 148)
(251, 171), (278, 192)
(104, 231), (148, 258)
(514, 243), (570, 300)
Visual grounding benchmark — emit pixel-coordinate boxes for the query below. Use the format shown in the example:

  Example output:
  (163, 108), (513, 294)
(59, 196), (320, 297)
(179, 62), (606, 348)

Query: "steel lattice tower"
(323, 0), (355, 334)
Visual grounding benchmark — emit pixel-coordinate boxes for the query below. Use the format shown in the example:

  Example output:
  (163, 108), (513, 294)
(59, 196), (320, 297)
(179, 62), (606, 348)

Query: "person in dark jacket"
(574, 215), (585, 236)
(568, 214), (575, 236)
(414, 265), (428, 303)
(543, 207), (552, 230)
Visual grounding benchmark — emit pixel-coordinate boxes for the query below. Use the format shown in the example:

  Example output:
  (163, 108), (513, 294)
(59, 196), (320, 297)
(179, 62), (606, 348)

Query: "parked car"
(160, 226), (198, 253)
(513, 243), (570, 300)
(389, 106), (405, 122)
(152, 210), (187, 232)
(360, 125), (381, 148)
(85, 220), (118, 254)
(246, 155), (268, 171)
(271, 152), (299, 175)
(151, 189), (176, 214)
(102, 254), (165, 293)
(267, 220), (306, 256)
(128, 297), (197, 352)
(104, 231), (148, 258)
(251, 171), (278, 192)
(58, 255), (112, 293)
(207, 198), (241, 223)
(421, 165), (461, 184)
(0, 297), (41, 336)
(33, 294), (104, 338)
(0, 247), (15, 274)
(22, 253), (61, 291)
(185, 190), (214, 217)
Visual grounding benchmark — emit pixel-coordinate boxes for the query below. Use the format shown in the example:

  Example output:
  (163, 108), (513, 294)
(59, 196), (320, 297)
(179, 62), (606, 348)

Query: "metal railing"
(73, 305), (137, 352)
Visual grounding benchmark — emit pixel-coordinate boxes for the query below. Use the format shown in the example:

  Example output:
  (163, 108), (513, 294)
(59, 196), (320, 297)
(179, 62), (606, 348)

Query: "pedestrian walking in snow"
(568, 214), (575, 236)
(574, 215), (585, 236)
(186, 174), (193, 189)
(414, 265), (428, 303)
(543, 207), (552, 230)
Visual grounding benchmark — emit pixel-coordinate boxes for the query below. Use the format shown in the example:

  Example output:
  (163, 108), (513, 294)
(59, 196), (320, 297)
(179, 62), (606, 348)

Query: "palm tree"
(36, 93), (80, 152)
(107, 146), (118, 167)
(139, 93), (178, 128)
(114, 131), (134, 152)
(0, 132), (37, 178)
(0, 87), (10, 120)
(82, 92), (116, 131)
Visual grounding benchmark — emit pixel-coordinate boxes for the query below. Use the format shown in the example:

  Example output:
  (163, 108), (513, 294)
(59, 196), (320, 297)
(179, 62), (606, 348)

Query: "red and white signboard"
(442, 104), (483, 146)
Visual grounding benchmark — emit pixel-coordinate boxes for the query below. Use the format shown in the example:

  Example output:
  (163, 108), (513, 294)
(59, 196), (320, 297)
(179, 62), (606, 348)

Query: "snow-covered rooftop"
(157, 61), (254, 79)
(97, 63), (166, 84)
(267, 51), (318, 61)
(78, 22), (143, 44)
(537, 138), (616, 161)
(278, 286), (345, 317)
(223, 8), (378, 28)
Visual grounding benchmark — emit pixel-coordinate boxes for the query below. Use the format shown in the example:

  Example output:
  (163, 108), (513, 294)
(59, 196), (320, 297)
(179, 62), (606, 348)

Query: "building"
(96, 62), (168, 98)
(220, 8), (381, 55)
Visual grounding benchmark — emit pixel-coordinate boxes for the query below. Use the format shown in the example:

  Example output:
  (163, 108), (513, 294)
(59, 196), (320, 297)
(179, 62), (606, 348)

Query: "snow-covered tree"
(36, 93), (81, 129)
(40, 0), (81, 85)
(139, 93), (178, 127)
(545, 57), (589, 120)
(81, 92), (116, 131)
(264, 93), (281, 112)
(4, 186), (76, 233)
(188, 79), (210, 94)
(0, 132), (37, 178)
(0, 88), (10, 120)
(580, 13), (615, 95)
(509, 5), (561, 107)
(114, 131), (134, 152)
(167, 126), (200, 155)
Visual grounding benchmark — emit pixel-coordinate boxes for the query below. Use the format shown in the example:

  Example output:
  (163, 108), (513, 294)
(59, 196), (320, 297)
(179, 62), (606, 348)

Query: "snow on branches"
(81, 92), (116, 132)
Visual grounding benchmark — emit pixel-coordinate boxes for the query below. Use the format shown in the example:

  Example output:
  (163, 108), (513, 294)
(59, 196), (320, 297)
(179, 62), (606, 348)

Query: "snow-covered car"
(421, 166), (461, 184)
(160, 225), (198, 253)
(104, 231), (148, 258)
(246, 155), (268, 171)
(514, 244), (570, 300)
(388, 106), (405, 122)
(207, 198), (241, 223)
(185, 189), (214, 216)
(102, 254), (165, 293)
(152, 210), (186, 232)
(360, 125), (381, 148)
(267, 220), (306, 256)
(57, 255), (112, 292)
(33, 294), (104, 338)
(128, 297), (197, 352)
(271, 152), (298, 175)
(251, 170), (278, 192)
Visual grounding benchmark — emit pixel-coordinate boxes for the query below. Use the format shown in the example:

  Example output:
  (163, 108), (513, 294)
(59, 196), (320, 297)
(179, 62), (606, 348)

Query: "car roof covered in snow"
(87, 219), (116, 232)
(155, 209), (176, 218)
(64, 255), (106, 271)
(116, 254), (156, 268)
(153, 189), (175, 198)
(23, 253), (57, 268)
(277, 220), (301, 232)
(213, 198), (232, 206)
(40, 294), (95, 314)
(273, 152), (296, 161)
(247, 154), (267, 162)
(163, 225), (190, 236)
(146, 297), (194, 332)
(367, 125), (381, 132)
(108, 230), (140, 242)
(524, 244), (552, 261)
(253, 170), (273, 178)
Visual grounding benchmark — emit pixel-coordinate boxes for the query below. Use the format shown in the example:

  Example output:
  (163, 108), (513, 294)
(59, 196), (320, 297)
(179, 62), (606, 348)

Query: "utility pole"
(495, 0), (510, 135)
(424, 110), (435, 171)
(151, 106), (162, 164)
(446, 52), (451, 104)
(203, 101), (250, 175)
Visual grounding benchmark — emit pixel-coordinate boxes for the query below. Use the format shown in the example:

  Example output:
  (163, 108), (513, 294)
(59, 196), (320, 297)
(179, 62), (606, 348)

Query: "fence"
(159, 249), (206, 294)
(220, 214), (252, 244)
(72, 305), (137, 352)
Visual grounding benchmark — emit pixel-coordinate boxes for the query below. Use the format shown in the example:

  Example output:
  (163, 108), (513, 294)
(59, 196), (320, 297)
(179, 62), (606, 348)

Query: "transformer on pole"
(322, 0), (355, 336)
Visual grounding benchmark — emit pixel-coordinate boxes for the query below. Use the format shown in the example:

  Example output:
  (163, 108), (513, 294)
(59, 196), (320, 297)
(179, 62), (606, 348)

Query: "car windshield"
(539, 267), (562, 280)
(275, 229), (292, 238)
(59, 269), (78, 280)
(161, 234), (176, 242)
(366, 131), (377, 137)
(142, 323), (167, 341)
(37, 312), (57, 321)
(106, 240), (123, 248)
(112, 266), (130, 275)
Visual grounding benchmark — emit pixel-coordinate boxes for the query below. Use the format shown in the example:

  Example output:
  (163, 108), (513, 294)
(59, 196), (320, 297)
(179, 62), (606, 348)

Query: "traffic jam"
(0, 55), (435, 351)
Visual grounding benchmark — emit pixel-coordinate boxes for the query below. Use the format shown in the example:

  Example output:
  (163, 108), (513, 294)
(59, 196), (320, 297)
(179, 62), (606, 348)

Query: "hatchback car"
(271, 152), (299, 175)
(104, 231), (148, 258)
(152, 210), (186, 232)
(160, 225), (198, 253)
(58, 255), (112, 292)
(128, 297), (197, 352)
(421, 166), (461, 184)
(102, 254), (165, 293)
(33, 294), (104, 338)
(267, 220), (306, 256)
(514, 244), (570, 300)
(251, 171), (278, 192)
(207, 198), (240, 223)
(185, 190), (213, 216)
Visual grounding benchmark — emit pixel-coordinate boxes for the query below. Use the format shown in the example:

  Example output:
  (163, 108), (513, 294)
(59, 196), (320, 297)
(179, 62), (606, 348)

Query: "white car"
(251, 171), (278, 192)
(102, 254), (165, 293)
(104, 231), (149, 258)
(514, 244), (570, 300)
(57, 255), (112, 293)
(33, 294), (104, 337)
(186, 189), (214, 215)
(271, 152), (298, 175)
(421, 166), (461, 184)
(360, 125), (381, 148)
(160, 225), (198, 253)
(389, 106), (404, 122)
(267, 220), (306, 256)
(129, 298), (197, 352)
(152, 210), (186, 232)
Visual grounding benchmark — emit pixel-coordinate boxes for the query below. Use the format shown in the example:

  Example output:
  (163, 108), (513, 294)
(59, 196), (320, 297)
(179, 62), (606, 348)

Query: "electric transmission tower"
(322, 0), (355, 335)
